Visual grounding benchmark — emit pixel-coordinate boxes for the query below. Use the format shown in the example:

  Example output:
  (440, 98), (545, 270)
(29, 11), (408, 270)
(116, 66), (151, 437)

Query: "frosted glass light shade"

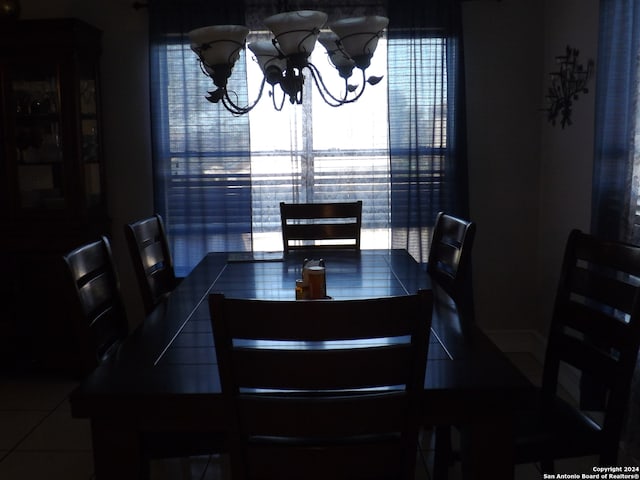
(188, 25), (250, 66)
(264, 10), (328, 56)
(329, 16), (388, 60)
(319, 31), (355, 78)
(319, 32), (354, 68)
(248, 41), (286, 73)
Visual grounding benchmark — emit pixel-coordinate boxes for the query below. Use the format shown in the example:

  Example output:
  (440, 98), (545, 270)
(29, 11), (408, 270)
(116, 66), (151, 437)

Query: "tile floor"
(0, 353), (637, 479)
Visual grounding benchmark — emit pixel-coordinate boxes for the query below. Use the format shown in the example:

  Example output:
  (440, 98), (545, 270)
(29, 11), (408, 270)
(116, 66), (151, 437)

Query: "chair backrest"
(209, 290), (433, 480)
(280, 201), (363, 252)
(542, 229), (640, 462)
(62, 236), (128, 375)
(427, 212), (476, 322)
(124, 213), (179, 315)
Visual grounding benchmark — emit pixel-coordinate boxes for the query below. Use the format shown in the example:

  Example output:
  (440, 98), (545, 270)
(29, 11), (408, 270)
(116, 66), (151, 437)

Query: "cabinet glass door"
(80, 72), (101, 208)
(12, 64), (64, 210)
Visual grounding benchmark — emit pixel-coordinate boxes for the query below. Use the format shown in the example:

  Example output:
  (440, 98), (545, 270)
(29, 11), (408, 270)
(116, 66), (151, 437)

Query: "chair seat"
(514, 393), (603, 464)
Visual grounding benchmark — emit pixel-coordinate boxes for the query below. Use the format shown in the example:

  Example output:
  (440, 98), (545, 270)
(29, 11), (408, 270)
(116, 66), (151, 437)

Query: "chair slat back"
(209, 290), (432, 480)
(124, 214), (179, 314)
(427, 212), (476, 322)
(62, 236), (128, 374)
(543, 229), (640, 454)
(280, 201), (362, 252)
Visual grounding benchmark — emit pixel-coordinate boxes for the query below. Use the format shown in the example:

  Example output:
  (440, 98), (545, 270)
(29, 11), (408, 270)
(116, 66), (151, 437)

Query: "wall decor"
(544, 45), (594, 128)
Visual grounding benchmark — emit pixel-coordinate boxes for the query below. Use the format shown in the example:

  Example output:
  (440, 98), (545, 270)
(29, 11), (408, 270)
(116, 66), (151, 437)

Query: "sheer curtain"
(149, 0), (251, 271)
(149, 0), (468, 275)
(388, 0), (469, 261)
(592, 0), (640, 462)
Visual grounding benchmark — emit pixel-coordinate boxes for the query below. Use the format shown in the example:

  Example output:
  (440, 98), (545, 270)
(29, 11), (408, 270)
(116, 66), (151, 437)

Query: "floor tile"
(0, 450), (94, 480)
(0, 410), (49, 450)
(17, 408), (92, 452)
(0, 377), (76, 411)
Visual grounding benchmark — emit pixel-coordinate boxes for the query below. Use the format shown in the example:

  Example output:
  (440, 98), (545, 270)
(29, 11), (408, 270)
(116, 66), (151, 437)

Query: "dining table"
(69, 249), (533, 480)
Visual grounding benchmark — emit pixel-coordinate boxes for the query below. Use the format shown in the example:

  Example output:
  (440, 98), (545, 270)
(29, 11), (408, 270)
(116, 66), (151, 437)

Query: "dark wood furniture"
(124, 214), (180, 315)
(210, 290), (432, 480)
(427, 211), (476, 323)
(63, 235), (224, 479)
(280, 201), (362, 252)
(0, 19), (108, 371)
(428, 212), (476, 478)
(62, 236), (128, 377)
(513, 229), (640, 472)
(69, 249), (532, 480)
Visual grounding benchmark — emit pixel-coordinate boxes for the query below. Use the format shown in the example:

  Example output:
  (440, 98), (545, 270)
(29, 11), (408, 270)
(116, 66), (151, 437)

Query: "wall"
(461, 0), (599, 345)
(17, 0), (601, 342)
(535, 0), (599, 335)
(462, 0), (544, 333)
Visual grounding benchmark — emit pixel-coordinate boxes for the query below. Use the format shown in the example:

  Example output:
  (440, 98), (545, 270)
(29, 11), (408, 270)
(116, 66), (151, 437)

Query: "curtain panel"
(592, 0), (640, 462)
(592, 0), (640, 243)
(387, 0), (469, 260)
(149, 0), (468, 273)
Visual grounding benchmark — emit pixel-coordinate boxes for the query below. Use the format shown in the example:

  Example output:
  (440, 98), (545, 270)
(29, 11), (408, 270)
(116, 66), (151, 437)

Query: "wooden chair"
(427, 212), (476, 480)
(513, 229), (640, 472)
(208, 290), (433, 480)
(426, 211), (476, 323)
(62, 235), (129, 377)
(124, 213), (180, 315)
(63, 236), (223, 479)
(280, 201), (363, 252)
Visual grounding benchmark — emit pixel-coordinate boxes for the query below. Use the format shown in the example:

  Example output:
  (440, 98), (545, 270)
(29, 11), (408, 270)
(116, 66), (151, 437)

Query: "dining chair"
(63, 236), (223, 479)
(427, 212), (476, 480)
(208, 289), (433, 480)
(62, 235), (129, 377)
(427, 212), (476, 478)
(124, 213), (180, 315)
(512, 229), (640, 472)
(279, 200), (363, 252)
(426, 211), (476, 323)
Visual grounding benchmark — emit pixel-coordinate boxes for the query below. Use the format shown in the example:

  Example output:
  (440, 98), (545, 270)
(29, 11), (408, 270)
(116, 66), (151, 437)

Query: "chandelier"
(188, 10), (388, 115)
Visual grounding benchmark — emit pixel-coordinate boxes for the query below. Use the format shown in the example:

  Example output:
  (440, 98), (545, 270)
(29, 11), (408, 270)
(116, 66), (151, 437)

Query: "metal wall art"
(544, 45), (594, 129)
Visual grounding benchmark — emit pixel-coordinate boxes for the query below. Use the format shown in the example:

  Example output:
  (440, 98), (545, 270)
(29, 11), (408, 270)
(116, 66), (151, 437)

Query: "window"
(245, 34), (390, 251)
(154, 32), (450, 275)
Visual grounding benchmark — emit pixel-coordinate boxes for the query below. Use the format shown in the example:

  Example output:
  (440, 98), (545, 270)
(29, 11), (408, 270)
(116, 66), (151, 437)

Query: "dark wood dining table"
(69, 249), (533, 480)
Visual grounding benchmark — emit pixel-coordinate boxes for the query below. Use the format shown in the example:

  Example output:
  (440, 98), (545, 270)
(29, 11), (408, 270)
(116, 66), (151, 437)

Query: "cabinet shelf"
(0, 19), (109, 374)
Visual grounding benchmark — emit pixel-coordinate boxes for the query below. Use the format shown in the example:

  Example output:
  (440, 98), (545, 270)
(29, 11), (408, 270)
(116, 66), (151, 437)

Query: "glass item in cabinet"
(11, 64), (64, 209)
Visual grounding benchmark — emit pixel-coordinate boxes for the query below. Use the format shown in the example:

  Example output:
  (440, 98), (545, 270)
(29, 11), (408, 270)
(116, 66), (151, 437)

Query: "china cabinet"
(0, 19), (108, 372)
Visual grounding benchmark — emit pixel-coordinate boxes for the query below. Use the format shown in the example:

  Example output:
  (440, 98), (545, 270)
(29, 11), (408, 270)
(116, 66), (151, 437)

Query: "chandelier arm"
(307, 62), (369, 106)
(220, 93), (249, 115)
(220, 76), (268, 115)
(271, 85), (287, 111)
(306, 62), (347, 105)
